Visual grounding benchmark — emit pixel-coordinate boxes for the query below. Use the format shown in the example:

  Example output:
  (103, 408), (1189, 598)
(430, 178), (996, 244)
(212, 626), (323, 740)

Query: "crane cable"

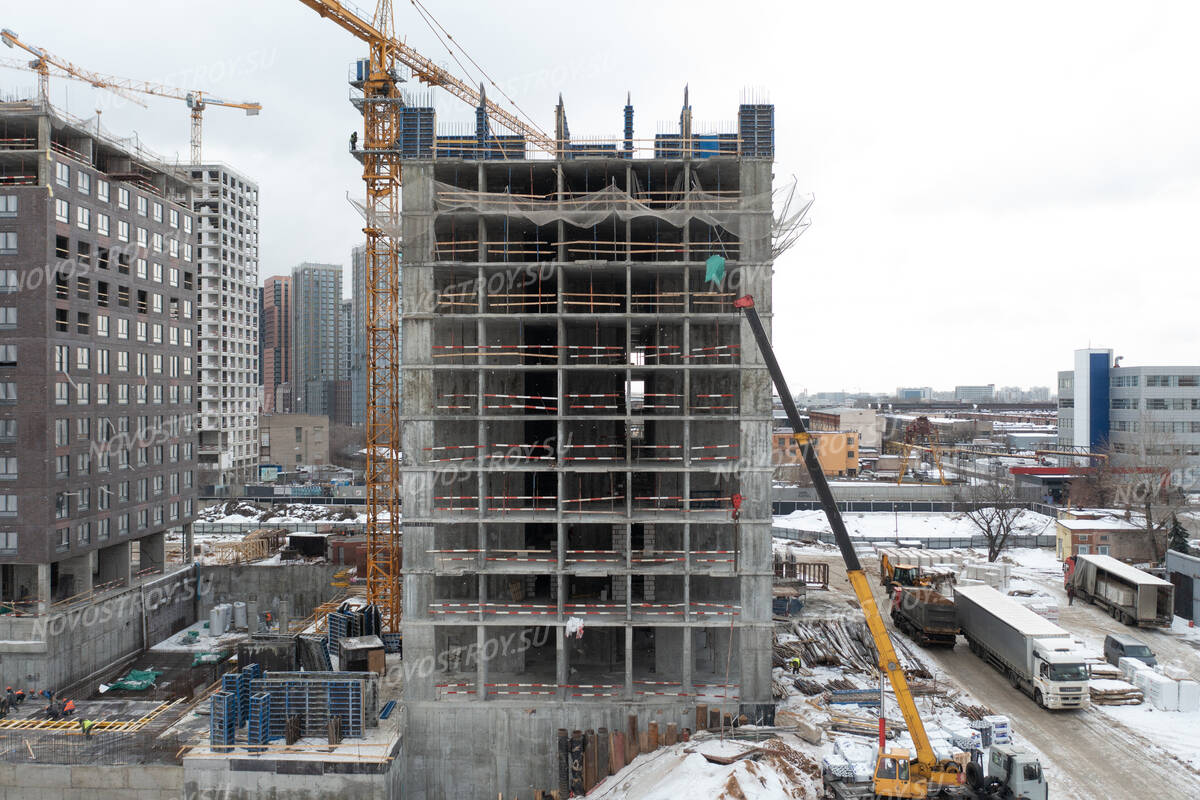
(407, 0), (544, 138)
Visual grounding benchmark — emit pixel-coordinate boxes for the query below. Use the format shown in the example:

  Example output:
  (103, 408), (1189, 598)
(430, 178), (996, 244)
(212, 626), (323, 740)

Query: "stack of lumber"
(1090, 679), (1144, 706)
(786, 620), (930, 677)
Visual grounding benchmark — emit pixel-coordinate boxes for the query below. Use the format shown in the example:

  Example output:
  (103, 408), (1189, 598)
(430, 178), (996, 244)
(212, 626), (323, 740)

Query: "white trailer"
(955, 585), (1090, 710)
(1068, 554), (1174, 627)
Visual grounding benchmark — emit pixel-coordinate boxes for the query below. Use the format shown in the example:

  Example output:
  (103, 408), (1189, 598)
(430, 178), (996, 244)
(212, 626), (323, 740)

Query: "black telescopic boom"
(735, 295), (862, 572)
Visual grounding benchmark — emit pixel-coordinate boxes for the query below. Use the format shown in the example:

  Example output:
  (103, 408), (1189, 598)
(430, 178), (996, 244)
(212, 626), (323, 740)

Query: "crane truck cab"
(983, 744), (1048, 800)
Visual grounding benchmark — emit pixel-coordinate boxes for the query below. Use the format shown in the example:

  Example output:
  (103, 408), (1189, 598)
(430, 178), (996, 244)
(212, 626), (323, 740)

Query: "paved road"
(796, 548), (1200, 798)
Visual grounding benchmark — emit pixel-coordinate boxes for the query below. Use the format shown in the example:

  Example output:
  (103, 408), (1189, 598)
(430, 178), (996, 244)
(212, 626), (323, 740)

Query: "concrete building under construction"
(398, 91), (777, 797)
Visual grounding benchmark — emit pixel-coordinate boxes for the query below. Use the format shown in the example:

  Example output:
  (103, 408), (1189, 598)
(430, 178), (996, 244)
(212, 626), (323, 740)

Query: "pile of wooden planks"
(1089, 679), (1144, 706)
(783, 620), (931, 678)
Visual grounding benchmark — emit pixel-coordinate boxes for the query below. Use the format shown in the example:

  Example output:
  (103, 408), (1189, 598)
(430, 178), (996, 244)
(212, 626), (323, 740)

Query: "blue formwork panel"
(326, 681), (363, 738)
(247, 692), (271, 752)
(210, 691), (237, 752)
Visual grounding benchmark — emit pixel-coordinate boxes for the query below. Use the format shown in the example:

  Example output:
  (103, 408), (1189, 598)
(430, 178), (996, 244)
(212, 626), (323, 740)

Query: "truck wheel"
(1008, 670), (1020, 689)
(1035, 689), (1044, 708)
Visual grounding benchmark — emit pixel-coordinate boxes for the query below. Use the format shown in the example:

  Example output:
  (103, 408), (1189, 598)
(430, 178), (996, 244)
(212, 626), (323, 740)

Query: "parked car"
(1104, 633), (1157, 667)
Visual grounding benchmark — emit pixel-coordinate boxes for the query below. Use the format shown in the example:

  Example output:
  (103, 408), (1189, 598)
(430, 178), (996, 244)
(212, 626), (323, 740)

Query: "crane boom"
(733, 295), (949, 788)
(1, 28), (261, 162)
(294, 0), (556, 153)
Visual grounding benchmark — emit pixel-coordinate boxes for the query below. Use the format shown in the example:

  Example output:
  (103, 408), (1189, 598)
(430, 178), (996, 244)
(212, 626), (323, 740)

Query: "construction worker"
(4, 687), (13, 708)
(78, 718), (96, 737)
(12, 689), (24, 707)
(1066, 584), (1076, 606)
(0, 695), (8, 718)
(61, 699), (75, 717)
(788, 656), (802, 674)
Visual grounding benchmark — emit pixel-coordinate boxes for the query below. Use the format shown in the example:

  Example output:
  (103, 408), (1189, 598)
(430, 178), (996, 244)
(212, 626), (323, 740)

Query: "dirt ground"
(796, 545), (1200, 799)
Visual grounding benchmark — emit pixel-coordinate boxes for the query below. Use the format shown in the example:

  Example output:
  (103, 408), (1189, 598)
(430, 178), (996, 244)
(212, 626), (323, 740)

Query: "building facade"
(772, 430), (859, 479)
(1057, 348), (1200, 468)
(260, 275), (291, 414)
(0, 102), (197, 608)
(290, 262), (342, 416)
(955, 384), (995, 403)
(259, 413), (330, 469)
(808, 406), (882, 449)
(190, 164), (259, 482)
(396, 96), (777, 797)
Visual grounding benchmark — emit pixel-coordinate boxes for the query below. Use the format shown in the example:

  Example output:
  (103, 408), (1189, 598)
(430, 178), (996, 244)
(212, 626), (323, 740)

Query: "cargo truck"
(954, 585), (1090, 710)
(890, 587), (960, 646)
(1065, 553), (1174, 627)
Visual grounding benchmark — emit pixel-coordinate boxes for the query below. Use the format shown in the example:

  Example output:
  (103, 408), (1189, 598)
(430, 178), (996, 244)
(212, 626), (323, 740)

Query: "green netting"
(108, 668), (162, 691)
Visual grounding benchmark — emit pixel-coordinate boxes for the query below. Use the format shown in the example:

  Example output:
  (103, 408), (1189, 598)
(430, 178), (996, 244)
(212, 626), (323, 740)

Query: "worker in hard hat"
(788, 656), (802, 674)
(62, 699), (76, 716)
(78, 718), (96, 737)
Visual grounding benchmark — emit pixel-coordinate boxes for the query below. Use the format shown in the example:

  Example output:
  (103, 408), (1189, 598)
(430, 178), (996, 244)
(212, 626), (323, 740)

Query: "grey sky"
(3, 0), (1197, 393)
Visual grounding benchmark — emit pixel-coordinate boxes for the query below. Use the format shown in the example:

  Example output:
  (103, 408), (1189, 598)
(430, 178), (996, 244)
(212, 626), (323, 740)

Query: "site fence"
(195, 522), (367, 536)
(773, 499), (1060, 517)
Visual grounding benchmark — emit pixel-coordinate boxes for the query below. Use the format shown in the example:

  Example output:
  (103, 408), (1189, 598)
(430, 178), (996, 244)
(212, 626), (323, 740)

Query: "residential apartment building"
(261, 275), (291, 413)
(190, 164), (258, 482)
(290, 262), (342, 416)
(1058, 348), (1200, 468)
(0, 102), (198, 608)
(955, 384), (995, 403)
(259, 413), (329, 469)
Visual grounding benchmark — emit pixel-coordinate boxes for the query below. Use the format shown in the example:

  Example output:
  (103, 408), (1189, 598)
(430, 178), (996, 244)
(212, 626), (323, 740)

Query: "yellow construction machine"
(736, 296), (1047, 800)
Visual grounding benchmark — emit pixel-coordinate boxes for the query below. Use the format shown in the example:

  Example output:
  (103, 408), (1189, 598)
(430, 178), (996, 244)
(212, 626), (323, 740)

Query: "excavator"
(735, 296), (1047, 800)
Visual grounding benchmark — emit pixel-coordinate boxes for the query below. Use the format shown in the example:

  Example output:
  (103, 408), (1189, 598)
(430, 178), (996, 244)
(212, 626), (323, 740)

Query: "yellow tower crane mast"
(294, 0), (555, 632)
(1, 28), (261, 163)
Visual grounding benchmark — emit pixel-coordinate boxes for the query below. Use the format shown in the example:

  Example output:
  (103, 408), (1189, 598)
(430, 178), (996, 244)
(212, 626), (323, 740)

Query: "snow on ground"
(772, 509), (1055, 541)
(1097, 703), (1200, 770)
(589, 734), (821, 800)
(198, 500), (367, 525)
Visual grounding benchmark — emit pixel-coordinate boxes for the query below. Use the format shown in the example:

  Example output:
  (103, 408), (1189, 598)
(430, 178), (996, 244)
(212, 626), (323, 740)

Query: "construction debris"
(777, 620), (931, 678)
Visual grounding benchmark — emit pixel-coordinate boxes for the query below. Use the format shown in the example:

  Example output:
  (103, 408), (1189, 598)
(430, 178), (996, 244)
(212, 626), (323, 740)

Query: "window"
(77, 171), (91, 195)
(76, 417), (90, 440)
(77, 522), (90, 545)
(1147, 398), (1168, 410)
(117, 186), (130, 210)
(97, 349), (109, 374)
(152, 232), (163, 253)
(118, 481), (129, 502)
(152, 262), (163, 283)
(152, 323), (163, 343)
(169, 208), (179, 228)
(76, 206), (90, 230)
(168, 238), (179, 258)
(97, 518), (109, 541)
(118, 514), (129, 535)
(0, 270), (15, 293)
(0, 232), (15, 254)
(152, 201), (163, 223)
(54, 418), (68, 446)
(118, 219), (130, 242)
(77, 455), (90, 478)
(117, 350), (129, 372)
(75, 346), (90, 371)
(1180, 375), (1199, 388)
(0, 195), (16, 216)
(1111, 398), (1138, 410)
(97, 213), (110, 237)
(136, 227), (148, 248)
(76, 276), (91, 301)
(55, 454), (69, 477)
(152, 293), (163, 314)
(0, 382), (15, 403)
(97, 383), (109, 405)
(56, 527), (69, 550)
(117, 317), (129, 339)
(0, 307), (14, 329)
(1147, 375), (1172, 387)
(184, 243), (192, 261)
(136, 258), (148, 280)
(136, 321), (147, 342)
(55, 198), (69, 223)
(76, 311), (89, 334)
(117, 384), (129, 404)
(136, 195), (148, 217)
(0, 419), (14, 442)
(0, 345), (15, 367)
(97, 314), (109, 337)
(0, 531), (15, 554)
(184, 215), (192, 234)
(0, 457), (15, 480)
(55, 161), (70, 187)
(0, 494), (16, 516)
(97, 179), (110, 202)
(76, 382), (90, 404)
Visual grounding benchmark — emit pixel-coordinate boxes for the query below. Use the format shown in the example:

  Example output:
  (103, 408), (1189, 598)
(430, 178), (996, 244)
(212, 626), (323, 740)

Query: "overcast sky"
(3, 1), (1198, 393)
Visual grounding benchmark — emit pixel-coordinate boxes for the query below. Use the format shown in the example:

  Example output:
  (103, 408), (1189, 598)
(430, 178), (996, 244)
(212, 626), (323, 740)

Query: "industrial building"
(0, 100), (198, 685)
(808, 405), (882, 449)
(1058, 347), (1200, 467)
(191, 164), (260, 483)
(396, 92), (777, 796)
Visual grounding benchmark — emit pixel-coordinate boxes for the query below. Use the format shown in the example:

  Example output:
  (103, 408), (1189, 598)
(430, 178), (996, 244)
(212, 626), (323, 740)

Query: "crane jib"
(735, 296), (862, 572)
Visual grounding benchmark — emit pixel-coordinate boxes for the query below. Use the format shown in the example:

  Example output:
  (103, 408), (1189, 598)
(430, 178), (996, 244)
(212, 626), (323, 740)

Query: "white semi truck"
(955, 585), (1090, 710)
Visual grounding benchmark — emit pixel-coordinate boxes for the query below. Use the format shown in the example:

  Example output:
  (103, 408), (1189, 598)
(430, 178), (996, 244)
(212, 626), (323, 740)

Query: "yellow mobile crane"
(735, 296), (1046, 800)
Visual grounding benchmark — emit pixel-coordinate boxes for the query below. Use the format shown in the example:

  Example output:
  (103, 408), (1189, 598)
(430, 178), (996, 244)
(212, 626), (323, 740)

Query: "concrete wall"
(183, 754), (402, 800)
(0, 567), (196, 691)
(199, 562), (344, 622)
(0, 760), (181, 799)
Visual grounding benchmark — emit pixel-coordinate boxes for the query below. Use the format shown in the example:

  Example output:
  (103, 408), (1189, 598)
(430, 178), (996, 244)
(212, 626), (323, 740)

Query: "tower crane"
(293, 0), (555, 632)
(1, 28), (261, 163)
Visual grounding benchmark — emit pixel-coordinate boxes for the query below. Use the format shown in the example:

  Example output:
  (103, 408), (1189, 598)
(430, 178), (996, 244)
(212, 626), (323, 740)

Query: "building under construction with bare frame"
(397, 91), (778, 797)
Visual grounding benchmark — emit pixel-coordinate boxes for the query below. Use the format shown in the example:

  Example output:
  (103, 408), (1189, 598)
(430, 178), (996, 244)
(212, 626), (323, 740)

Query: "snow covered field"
(773, 508), (1056, 541)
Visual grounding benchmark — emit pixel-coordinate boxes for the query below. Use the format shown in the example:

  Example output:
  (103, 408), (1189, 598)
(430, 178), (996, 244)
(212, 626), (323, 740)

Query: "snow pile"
(773, 509), (1055, 541)
(590, 737), (822, 800)
(198, 500), (367, 525)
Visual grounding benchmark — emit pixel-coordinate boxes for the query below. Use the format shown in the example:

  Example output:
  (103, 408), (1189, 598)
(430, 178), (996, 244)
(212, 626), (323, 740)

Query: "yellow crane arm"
(736, 296), (939, 773)
(293, 0), (556, 153)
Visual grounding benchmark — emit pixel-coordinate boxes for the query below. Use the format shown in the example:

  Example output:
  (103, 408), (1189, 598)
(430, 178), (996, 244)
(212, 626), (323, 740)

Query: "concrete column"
(58, 553), (92, 598)
(96, 540), (131, 587)
(477, 625), (488, 700)
(182, 522), (195, 565)
(37, 564), (50, 614)
(139, 532), (165, 575)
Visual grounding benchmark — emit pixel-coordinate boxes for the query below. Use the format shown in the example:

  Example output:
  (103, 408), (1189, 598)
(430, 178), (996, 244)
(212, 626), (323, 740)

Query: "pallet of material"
(1089, 679), (1144, 706)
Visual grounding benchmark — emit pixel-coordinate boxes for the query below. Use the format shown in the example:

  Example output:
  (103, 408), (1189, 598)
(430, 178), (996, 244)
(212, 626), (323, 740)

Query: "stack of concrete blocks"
(1120, 657), (1199, 711)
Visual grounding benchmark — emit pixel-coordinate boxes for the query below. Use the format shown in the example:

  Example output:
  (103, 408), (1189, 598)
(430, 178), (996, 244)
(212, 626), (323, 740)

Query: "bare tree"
(960, 478), (1025, 562)
(1102, 415), (1191, 563)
